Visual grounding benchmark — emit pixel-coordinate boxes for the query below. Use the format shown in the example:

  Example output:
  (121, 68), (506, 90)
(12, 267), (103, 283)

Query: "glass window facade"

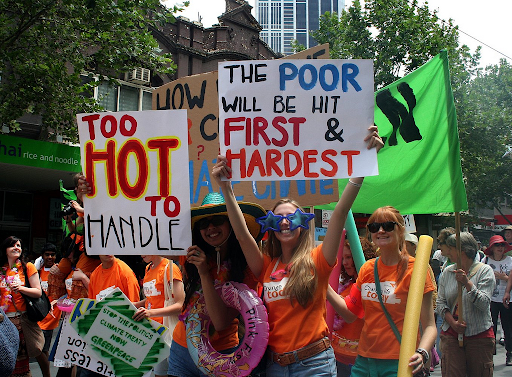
(256, 0), (345, 55)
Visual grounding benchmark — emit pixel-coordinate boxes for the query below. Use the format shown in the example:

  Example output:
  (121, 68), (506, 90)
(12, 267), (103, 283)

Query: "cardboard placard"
(218, 59), (377, 181)
(77, 110), (191, 255)
(152, 46), (340, 209)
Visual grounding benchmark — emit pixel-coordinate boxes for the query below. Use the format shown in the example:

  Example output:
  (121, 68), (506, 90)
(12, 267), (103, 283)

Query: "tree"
(311, 0), (476, 90)
(457, 60), (512, 214)
(0, 0), (186, 142)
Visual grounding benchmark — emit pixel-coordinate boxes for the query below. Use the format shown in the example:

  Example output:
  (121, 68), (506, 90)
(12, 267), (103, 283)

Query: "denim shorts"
(350, 356), (399, 377)
(266, 346), (336, 377)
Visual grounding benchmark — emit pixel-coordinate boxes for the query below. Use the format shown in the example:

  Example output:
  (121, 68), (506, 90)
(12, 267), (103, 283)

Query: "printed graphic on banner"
(68, 289), (169, 376)
(218, 60), (377, 181)
(77, 110), (191, 255)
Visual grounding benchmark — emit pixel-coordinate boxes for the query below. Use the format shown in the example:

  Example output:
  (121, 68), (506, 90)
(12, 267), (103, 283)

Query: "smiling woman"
(167, 192), (266, 377)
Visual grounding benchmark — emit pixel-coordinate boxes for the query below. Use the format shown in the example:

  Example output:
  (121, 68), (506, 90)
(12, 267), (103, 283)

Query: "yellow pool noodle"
(397, 235), (433, 377)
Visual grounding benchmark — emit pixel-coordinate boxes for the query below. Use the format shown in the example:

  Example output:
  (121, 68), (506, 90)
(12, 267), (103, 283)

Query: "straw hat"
(190, 192), (266, 242)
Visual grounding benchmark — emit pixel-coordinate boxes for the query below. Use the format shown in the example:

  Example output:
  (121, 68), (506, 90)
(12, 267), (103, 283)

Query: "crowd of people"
(1, 127), (512, 377)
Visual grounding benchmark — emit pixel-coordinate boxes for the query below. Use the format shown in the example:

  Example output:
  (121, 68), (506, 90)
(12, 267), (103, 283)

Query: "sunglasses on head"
(367, 221), (398, 233)
(197, 215), (228, 230)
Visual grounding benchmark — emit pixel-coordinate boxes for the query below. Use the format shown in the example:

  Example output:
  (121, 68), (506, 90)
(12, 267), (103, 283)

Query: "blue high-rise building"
(255, 0), (345, 55)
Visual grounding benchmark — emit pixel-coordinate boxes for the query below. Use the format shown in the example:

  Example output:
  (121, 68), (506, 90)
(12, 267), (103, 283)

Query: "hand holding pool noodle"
(397, 235), (433, 377)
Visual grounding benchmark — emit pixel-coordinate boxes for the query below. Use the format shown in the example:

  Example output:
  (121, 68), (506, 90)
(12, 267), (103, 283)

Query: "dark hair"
(183, 220), (248, 309)
(41, 243), (57, 254)
(0, 236), (27, 270)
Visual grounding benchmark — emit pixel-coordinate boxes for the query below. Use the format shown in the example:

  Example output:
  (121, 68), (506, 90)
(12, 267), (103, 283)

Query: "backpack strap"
(374, 257), (402, 344)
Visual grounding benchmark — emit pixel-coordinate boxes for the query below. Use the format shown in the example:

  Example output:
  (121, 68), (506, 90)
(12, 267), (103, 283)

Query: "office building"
(255, 0), (345, 55)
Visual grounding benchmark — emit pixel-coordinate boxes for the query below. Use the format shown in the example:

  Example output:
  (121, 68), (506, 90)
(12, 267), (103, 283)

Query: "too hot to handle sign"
(77, 110), (191, 256)
(218, 59), (378, 181)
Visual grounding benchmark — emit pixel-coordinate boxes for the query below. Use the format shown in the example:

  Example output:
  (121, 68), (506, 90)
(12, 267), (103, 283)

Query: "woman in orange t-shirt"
(166, 192), (266, 377)
(133, 256), (185, 377)
(327, 237), (376, 377)
(213, 126), (383, 376)
(0, 236), (47, 377)
(328, 206), (436, 377)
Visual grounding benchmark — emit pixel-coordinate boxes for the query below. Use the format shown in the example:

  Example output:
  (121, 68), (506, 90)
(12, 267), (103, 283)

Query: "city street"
(30, 333), (512, 377)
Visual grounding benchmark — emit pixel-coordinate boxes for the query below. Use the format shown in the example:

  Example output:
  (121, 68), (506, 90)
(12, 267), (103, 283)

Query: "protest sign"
(152, 46), (340, 209)
(77, 110), (191, 255)
(66, 289), (169, 376)
(55, 313), (116, 376)
(218, 59), (377, 181)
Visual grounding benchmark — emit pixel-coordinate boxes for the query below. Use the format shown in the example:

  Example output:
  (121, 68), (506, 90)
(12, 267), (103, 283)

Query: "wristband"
(348, 179), (362, 188)
(416, 348), (429, 364)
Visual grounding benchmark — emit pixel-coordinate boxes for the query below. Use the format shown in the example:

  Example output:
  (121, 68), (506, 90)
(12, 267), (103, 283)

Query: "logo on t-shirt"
(263, 278), (289, 303)
(143, 279), (161, 297)
(40, 280), (49, 292)
(361, 281), (401, 304)
(96, 285), (116, 301)
(65, 277), (73, 292)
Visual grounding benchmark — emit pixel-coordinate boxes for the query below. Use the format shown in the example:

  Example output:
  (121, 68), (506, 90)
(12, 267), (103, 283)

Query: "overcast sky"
(175, 0), (511, 68)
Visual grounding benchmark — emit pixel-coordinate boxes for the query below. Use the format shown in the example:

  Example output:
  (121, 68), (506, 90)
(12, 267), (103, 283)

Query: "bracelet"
(416, 348), (429, 364)
(348, 179), (362, 188)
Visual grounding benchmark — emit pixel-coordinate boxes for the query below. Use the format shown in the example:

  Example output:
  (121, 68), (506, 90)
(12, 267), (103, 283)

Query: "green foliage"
(0, 0), (184, 142)
(311, 0), (512, 213)
(458, 60), (512, 211)
(311, 0), (467, 89)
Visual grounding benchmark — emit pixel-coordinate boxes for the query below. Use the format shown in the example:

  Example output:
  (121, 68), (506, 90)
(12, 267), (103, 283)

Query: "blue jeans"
(168, 341), (207, 377)
(435, 312), (443, 358)
(266, 346), (336, 377)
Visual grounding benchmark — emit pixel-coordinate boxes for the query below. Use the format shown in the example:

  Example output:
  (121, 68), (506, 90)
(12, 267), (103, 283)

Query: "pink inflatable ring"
(186, 281), (269, 377)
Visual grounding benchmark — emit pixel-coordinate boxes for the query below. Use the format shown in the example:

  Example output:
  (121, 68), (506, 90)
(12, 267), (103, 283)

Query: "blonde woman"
(212, 126), (382, 376)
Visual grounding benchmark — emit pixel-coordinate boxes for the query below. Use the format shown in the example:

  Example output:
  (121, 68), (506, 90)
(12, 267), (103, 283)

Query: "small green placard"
(71, 289), (169, 377)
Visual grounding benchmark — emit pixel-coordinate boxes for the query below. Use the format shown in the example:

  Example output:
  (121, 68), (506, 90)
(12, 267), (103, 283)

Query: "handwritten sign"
(152, 46), (340, 208)
(77, 110), (191, 255)
(218, 60), (377, 181)
(54, 313), (117, 376)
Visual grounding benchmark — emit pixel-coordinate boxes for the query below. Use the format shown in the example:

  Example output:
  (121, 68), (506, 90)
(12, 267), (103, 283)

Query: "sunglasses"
(494, 243), (508, 247)
(197, 215), (228, 230)
(367, 221), (397, 233)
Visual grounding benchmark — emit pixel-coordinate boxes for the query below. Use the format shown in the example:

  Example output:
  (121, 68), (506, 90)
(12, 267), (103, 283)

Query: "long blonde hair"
(367, 206), (409, 284)
(264, 198), (316, 307)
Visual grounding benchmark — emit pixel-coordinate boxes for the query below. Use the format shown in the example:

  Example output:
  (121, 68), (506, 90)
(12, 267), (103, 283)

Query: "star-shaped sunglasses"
(257, 209), (315, 233)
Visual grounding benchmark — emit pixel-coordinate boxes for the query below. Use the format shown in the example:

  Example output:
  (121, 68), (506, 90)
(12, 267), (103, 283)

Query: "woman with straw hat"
(167, 192), (266, 377)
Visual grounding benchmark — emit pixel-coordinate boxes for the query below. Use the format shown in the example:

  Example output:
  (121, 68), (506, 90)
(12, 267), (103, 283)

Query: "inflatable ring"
(186, 281), (269, 377)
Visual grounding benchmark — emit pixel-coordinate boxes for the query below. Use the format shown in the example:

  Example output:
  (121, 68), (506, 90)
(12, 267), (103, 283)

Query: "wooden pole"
(455, 212), (463, 347)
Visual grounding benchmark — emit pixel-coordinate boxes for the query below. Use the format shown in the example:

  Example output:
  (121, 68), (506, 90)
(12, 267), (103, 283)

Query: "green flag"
(320, 50), (467, 214)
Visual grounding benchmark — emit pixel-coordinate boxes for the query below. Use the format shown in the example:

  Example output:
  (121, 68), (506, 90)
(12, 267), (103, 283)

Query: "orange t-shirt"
(38, 267), (62, 330)
(259, 244), (334, 354)
(143, 260), (183, 324)
(1, 262), (37, 313)
(65, 253), (101, 299)
(353, 257), (435, 359)
(88, 258), (140, 302)
(173, 265), (258, 351)
(331, 282), (364, 365)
